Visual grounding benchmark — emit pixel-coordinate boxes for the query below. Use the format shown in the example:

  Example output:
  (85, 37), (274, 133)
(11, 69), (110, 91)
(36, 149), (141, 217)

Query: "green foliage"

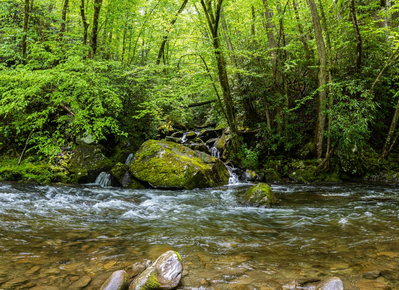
(238, 143), (259, 170)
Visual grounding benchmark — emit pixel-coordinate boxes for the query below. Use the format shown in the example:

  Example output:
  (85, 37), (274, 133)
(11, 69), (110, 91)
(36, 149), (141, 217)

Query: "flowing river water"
(1, 181), (399, 289)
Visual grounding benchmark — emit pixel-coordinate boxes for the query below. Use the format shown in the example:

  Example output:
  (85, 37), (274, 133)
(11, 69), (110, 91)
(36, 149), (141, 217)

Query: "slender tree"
(349, 0), (362, 71)
(22, 0), (30, 59)
(80, 0), (89, 45)
(156, 0), (189, 65)
(200, 0), (241, 152)
(308, 0), (327, 159)
(59, 0), (69, 40)
(89, 0), (103, 58)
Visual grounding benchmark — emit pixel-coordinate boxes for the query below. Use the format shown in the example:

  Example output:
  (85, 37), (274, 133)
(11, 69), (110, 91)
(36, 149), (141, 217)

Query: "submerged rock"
(68, 275), (92, 289)
(129, 251), (182, 290)
(244, 183), (277, 207)
(317, 277), (343, 290)
(127, 263), (147, 278)
(129, 140), (229, 189)
(100, 270), (129, 290)
(68, 145), (113, 183)
(111, 163), (145, 189)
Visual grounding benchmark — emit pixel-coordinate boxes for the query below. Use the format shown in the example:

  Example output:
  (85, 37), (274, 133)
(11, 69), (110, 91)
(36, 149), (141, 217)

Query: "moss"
(244, 183), (277, 207)
(289, 168), (315, 183)
(129, 140), (229, 189)
(0, 157), (70, 184)
(175, 251), (182, 262)
(141, 272), (161, 290)
(215, 134), (226, 151)
(111, 163), (145, 189)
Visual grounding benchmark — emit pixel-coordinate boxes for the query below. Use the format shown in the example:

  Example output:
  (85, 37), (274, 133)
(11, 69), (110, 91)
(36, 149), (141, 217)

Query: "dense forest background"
(0, 0), (398, 180)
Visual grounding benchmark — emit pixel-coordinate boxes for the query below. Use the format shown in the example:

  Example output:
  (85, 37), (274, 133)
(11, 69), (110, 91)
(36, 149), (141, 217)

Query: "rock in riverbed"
(100, 270), (129, 290)
(129, 251), (183, 290)
(129, 140), (229, 189)
(317, 277), (343, 290)
(243, 183), (278, 207)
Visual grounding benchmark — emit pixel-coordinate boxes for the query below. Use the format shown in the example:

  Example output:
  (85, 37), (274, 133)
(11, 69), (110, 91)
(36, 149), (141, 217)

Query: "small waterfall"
(181, 133), (188, 143)
(94, 172), (112, 187)
(211, 140), (220, 158)
(125, 153), (134, 165)
(226, 165), (240, 185)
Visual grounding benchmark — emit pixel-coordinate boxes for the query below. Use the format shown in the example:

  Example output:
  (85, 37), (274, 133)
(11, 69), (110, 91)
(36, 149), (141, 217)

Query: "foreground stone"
(129, 251), (182, 290)
(100, 270), (129, 290)
(244, 183), (277, 207)
(68, 145), (113, 183)
(317, 277), (343, 290)
(355, 280), (391, 289)
(129, 140), (229, 189)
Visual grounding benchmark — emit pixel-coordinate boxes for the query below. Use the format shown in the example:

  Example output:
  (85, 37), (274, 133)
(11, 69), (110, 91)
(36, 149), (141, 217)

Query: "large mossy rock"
(129, 251), (182, 290)
(289, 168), (315, 183)
(111, 163), (145, 189)
(68, 145), (113, 183)
(244, 183), (278, 207)
(129, 140), (229, 189)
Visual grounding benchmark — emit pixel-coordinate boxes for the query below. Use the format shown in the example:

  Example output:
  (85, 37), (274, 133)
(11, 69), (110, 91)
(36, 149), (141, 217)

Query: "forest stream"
(1, 182), (399, 289)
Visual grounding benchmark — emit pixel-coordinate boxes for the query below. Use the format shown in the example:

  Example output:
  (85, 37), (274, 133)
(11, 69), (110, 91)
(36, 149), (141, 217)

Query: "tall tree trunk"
(309, 0), (327, 159)
(263, 0), (284, 132)
(349, 0), (362, 71)
(59, 0), (69, 40)
(318, 0), (333, 157)
(80, 0), (89, 45)
(200, 0), (241, 153)
(292, 0), (311, 59)
(89, 0), (103, 58)
(22, 0), (30, 59)
(156, 0), (189, 65)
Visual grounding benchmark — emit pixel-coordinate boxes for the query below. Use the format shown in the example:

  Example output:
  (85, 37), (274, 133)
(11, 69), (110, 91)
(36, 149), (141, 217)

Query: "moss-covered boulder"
(68, 145), (114, 183)
(111, 163), (145, 189)
(187, 142), (211, 155)
(297, 142), (316, 159)
(129, 140), (229, 189)
(197, 130), (219, 142)
(261, 168), (282, 183)
(289, 168), (315, 183)
(245, 169), (257, 181)
(244, 183), (278, 207)
(129, 251), (182, 290)
(186, 132), (197, 140)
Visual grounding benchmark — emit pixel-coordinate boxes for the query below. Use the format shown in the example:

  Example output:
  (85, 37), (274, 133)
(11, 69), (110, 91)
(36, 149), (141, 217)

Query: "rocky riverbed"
(1, 182), (399, 289)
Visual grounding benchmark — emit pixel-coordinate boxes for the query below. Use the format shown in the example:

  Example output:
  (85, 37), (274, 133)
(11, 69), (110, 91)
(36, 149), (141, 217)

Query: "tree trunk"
(59, 0), (69, 40)
(200, 0), (241, 153)
(156, 0), (189, 65)
(80, 0), (89, 45)
(89, 0), (103, 58)
(251, 5), (256, 36)
(318, 0), (333, 157)
(292, 0), (311, 59)
(22, 0), (30, 59)
(309, 0), (327, 159)
(349, 0), (362, 71)
(263, 0), (284, 132)
(382, 97), (399, 159)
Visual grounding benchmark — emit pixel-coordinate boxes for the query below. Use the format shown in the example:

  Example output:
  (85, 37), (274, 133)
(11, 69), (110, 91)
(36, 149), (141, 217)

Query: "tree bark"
(80, 0), (89, 45)
(349, 0), (362, 71)
(292, 0), (311, 59)
(309, 0), (327, 159)
(382, 97), (399, 159)
(22, 0), (30, 59)
(156, 0), (189, 65)
(251, 5), (256, 36)
(89, 0), (103, 58)
(59, 0), (69, 40)
(200, 0), (241, 153)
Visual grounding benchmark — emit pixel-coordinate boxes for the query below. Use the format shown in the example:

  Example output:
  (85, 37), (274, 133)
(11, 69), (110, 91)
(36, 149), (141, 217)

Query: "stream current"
(1, 181), (399, 289)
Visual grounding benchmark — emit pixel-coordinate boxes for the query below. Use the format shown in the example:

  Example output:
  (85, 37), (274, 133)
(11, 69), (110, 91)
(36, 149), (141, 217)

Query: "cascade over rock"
(129, 251), (182, 290)
(68, 145), (113, 183)
(129, 140), (229, 189)
(111, 163), (145, 189)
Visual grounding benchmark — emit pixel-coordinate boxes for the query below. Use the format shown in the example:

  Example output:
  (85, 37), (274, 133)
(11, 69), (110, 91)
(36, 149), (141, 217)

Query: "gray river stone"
(68, 275), (92, 289)
(100, 270), (129, 290)
(129, 251), (183, 290)
(317, 277), (343, 290)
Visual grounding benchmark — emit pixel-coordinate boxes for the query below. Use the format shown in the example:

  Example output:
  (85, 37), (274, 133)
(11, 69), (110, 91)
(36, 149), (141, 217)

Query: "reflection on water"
(1, 182), (399, 289)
